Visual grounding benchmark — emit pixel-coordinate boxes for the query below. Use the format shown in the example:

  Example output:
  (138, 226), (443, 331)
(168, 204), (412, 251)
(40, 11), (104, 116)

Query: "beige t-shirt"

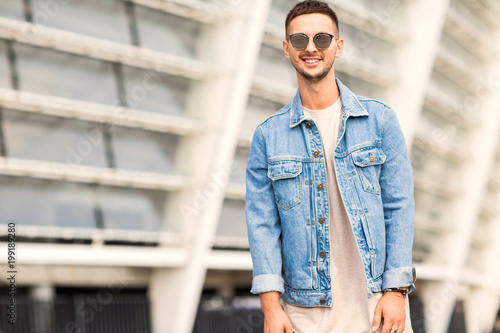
(282, 97), (413, 333)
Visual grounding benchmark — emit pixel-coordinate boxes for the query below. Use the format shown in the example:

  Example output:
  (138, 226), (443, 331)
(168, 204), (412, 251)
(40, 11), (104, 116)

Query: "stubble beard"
(292, 56), (335, 83)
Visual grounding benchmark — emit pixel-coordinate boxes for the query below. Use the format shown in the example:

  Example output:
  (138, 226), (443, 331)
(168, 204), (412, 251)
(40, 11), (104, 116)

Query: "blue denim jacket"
(245, 78), (416, 307)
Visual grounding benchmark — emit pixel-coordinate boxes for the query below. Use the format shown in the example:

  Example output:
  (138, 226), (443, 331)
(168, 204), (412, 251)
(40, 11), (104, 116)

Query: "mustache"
(300, 53), (322, 58)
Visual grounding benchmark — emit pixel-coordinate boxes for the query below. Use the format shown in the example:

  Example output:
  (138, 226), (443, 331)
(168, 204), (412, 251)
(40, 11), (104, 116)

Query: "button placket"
(308, 117), (331, 294)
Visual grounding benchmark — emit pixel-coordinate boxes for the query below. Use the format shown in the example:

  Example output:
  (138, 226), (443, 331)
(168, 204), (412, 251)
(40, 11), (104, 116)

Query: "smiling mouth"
(302, 58), (321, 65)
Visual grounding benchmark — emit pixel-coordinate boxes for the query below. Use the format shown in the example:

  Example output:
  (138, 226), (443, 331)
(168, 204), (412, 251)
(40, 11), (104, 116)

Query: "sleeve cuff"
(250, 274), (285, 294)
(382, 265), (417, 294)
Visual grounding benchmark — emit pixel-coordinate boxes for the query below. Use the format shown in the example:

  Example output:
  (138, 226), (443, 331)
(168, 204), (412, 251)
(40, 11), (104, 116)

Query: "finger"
(381, 317), (394, 333)
(372, 305), (382, 332)
(397, 322), (405, 333)
(387, 323), (401, 333)
(284, 324), (293, 333)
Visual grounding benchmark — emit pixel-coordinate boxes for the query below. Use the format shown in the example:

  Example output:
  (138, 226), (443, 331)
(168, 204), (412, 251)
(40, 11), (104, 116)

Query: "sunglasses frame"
(288, 32), (336, 51)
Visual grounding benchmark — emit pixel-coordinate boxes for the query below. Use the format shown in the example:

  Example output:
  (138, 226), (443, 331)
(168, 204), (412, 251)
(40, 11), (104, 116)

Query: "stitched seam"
(257, 125), (266, 145)
(258, 106), (291, 127)
(379, 107), (391, 138)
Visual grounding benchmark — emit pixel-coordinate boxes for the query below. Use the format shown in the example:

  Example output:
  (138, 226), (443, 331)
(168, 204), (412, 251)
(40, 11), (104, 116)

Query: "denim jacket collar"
(289, 77), (369, 128)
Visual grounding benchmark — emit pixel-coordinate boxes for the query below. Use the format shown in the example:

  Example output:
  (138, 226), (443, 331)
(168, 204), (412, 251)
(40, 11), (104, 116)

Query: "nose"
(304, 35), (317, 53)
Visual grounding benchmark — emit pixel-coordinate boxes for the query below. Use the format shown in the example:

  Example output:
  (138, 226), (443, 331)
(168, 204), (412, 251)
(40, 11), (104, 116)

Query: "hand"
(263, 307), (294, 333)
(371, 292), (406, 333)
(260, 292), (294, 333)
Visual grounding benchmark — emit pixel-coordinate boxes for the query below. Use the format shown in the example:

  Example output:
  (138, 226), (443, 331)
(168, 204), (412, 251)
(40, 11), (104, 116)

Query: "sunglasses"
(288, 33), (335, 50)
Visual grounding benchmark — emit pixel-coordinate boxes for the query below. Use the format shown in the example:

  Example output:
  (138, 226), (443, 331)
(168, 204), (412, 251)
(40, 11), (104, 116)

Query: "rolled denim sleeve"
(245, 125), (284, 294)
(379, 107), (417, 294)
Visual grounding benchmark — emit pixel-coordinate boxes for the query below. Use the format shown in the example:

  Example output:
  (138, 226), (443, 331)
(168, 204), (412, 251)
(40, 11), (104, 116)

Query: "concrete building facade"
(0, 0), (500, 332)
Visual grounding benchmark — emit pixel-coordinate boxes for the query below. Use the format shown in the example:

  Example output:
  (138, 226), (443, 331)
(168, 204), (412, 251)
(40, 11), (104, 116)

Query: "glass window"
(229, 146), (249, 184)
(216, 198), (247, 238)
(268, 0), (289, 26)
(111, 126), (179, 174)
(335, 72), (380, 98)
(242, 96), (283, 132)
(3, 110), (108, 168)
(413, 229), (437, 263)
(255, 45), (296, 87)
(121, 65), (190, 116)
(414, 188), (451, 225)
(98, 186), (168, 231)
(135, 6), (201, 59)
(0, 176), (96, 228)
(0, 41), (11, 89)
(0, 0), (24, 20)
(0, 176), (170, 232)
(30, 0), (131, 44)
(16, 43), (118, 105)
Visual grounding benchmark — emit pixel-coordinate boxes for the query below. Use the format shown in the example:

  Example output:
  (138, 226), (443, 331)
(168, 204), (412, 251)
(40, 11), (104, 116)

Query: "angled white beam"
(147, 1), (272, 332)
(0, 88), (204, 135)
(205, 250), (252, 270)
(0, 243), (187, 267)
(237, 129), (253, 147)
(385, 0), (451, 149)
(434, 47), (483, 93)
(335, 52), (397, 87)
(464, 126), (500, 333)
(212, 237), (249, 251)
(125, 0), (220, 24)
(224, 182), (245, 200)
(413, 172), (462, 198)
(0, 225), (184, 245)
(251, 76), (296, 105)
(463, 0), (500, 27)
(413, 135), (467, 164)
(326, 0), (407, 44)
(0, 17), (219, 81)
(0, 157), (194, 191)
(0, 265), (151, 287)
(424, 53), (500, 333)
(425, 88), (478, 129)
(444, 6), (495, 62)
(414, 215), (453, 234)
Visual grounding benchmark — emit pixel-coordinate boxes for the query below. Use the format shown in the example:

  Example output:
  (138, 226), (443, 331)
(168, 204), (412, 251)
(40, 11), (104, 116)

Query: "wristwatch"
(383, 287), (408, 297)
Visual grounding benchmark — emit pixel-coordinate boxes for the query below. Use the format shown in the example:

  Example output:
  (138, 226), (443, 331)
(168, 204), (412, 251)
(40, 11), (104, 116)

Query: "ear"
(283, 39), (291, 60)
(335, 38), (344, 58)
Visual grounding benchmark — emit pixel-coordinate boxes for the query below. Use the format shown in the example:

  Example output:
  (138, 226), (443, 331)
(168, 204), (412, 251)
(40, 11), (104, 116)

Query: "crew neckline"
(302, 97), (341, 118)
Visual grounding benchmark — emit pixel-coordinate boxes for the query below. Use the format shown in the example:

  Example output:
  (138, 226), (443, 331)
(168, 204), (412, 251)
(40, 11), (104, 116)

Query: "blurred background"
(0, 0), (499, 332)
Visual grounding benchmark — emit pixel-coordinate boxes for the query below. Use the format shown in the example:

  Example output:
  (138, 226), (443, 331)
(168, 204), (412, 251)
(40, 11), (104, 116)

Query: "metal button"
(306, 122), (312, 128)
(320, 298), (326, 304)
(320, 251), (326, 258)
(313, 151), (319, 157)
(369, 156), (375, 162)
(317, 184), (324, 190)
(319, 217), (325, 224)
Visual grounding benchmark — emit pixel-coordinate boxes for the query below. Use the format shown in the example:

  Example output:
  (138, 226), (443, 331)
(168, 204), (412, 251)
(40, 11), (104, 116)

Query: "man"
(245, 1), (416, 332)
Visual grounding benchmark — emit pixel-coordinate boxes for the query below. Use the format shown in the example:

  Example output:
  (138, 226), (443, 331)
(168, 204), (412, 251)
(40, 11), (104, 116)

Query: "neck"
(297, 69), (339, 110)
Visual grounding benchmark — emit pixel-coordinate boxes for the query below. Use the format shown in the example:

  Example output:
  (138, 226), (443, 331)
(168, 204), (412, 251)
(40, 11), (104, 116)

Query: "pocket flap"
(268, 160), (302, 180)
(352, 147), (386, 167)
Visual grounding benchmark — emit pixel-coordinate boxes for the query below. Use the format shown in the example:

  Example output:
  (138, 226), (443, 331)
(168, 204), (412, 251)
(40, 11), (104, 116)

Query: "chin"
(299, 69), (330, 82)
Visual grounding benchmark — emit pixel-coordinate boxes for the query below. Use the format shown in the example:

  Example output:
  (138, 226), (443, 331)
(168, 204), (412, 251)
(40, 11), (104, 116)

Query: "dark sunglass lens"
(314, 34), (332, 49)
(290, 34), (309, 49)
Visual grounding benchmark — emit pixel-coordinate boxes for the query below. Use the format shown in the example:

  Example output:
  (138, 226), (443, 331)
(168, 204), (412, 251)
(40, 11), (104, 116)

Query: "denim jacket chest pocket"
(351, 146), (386, 195)
(267, 160), (302, 210)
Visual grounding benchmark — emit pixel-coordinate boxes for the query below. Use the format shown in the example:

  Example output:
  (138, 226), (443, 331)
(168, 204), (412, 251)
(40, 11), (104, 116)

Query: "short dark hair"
(285, 1), (339, 36)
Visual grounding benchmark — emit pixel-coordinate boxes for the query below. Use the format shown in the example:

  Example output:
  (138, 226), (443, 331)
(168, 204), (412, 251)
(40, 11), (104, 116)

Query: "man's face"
(283, 13), (343, 83)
